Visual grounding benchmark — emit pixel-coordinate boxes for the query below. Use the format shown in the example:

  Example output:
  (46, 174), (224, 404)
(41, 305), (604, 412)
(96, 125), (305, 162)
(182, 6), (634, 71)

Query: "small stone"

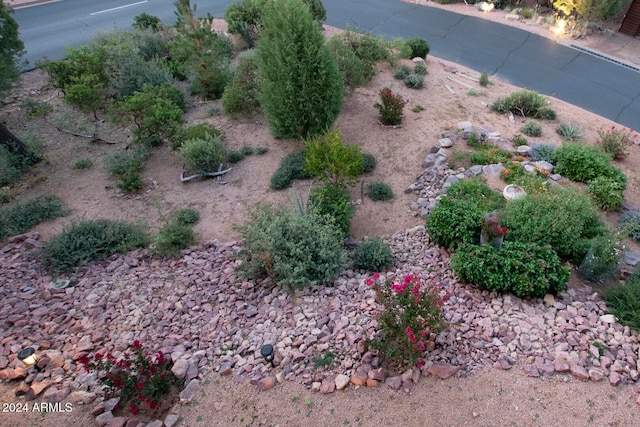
(219, 363), (232, 376)
(589, 368), (605, 382)
(385, 376), (402, 390)
(570, 364), (590, 381)
(623, 250), (640, 266)
(543, 294), (555, 306)
(275, 372), (284, 383)
(437, 138), (453, 148)
(335, 374), (350, 390)
(44, 387), (69, 403)
(164, 414), (180, 427)
(25, 380), (52, 401)
(311, 382), (321, 392)
(427, 364), (458, 379)
(171, 359), (188, 379)
(320, 380), (336, 394)
(366, 379), (379, 387)
(257, 377), (276, 391)
(412, 57), (426, 63)
(351, 371), (367, 386)
(505, 13), (519, 20)
(609, 371), (622, 386)
(180, 379), (200, 404)
(533, 161), (554, 173)
(600, 314), (616, 324)
(105, 417), (127, 427)
(368, 368), (386, 382)
(14, 382), (30, 396)
(95, 411), (114, 427)
(516, 145), (531, 155)
(91, 404), (105, 416)
(69, 391), (97, 404)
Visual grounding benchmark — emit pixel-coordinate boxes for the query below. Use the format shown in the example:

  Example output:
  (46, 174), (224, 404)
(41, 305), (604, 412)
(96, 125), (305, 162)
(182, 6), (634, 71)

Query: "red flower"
(149, 401), (158, 410)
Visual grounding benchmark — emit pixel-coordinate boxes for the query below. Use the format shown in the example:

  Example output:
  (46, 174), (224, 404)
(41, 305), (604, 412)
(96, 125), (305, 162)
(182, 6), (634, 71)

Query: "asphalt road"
(13, 0), (640, 128)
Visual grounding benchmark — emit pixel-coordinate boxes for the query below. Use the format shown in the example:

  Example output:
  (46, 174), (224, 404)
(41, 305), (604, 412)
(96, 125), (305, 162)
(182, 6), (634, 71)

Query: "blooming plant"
(78, 340), (179, 416)
(597, 126), (637, 160)
(481, 211), (507, 241)
(374, 87), (407, 126)
(366, 273), (448, 367)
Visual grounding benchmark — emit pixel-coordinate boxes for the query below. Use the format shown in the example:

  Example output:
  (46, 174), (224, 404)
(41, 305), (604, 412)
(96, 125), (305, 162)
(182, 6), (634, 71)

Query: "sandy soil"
(1, 3), (640, 427)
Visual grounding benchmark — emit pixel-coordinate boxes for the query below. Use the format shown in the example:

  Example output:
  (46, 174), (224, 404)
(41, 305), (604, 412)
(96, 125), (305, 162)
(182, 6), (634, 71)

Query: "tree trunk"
(0, 122), (41, 164)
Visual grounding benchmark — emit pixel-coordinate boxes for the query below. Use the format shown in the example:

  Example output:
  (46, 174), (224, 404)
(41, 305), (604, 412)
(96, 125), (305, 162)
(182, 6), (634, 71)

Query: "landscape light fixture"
(260, 344), (274, 366)
(17, 347), (38, 367)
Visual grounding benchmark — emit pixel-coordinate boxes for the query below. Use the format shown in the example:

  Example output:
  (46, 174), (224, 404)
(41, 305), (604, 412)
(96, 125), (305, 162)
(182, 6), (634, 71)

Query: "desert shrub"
(309, 184), (355, 237)
(404, 73), (424, 89)
(501, 187), (606, 262)
(104, 147), (149, 192)
(0, 189), (12, 205)
(326, 35), (376, 90)
(578, 232), (622, 283)
(426, 197), (484, 250)
(166, 30), (232, 82)
(132, 13), (162, 31)
(256, 0), (343, 139)
(466, 132), (483, 148)
(221, 51), (261, 117)
(511, 134), (527, 146)
(73, 158), (93, 170)
(39, 46), (108, 95)
(413, 64), (427, 76)
(173, 123), (222, 151)
(233, 202), (347, 290)
(180, 135), (228, 175)
(520, 7), (535, 18)
(43, 219), (149, 273)
(367, 182), (394, 201)
(174, 208), (200, 226)
(394, 65), (411, 80)
(0, 146), (24, 187)
(154, 220), (196, 257)
(597, 126), (636, 160)
(255, 146), (269, 155)
(490, 90), (556, 119)
(553, 142), (627, 185)
(341, 29), (392, 64)
(226, 151), (245, 164)
(405, 37), (430, 58)
(520, 120), (542, 137)
(20, 98), (53, 119)
(304, 129), (362, 189)
(556, 123), (584, 140)
(479, 71), (492, 87)
(451, 241), (570, 298)
(360, 153), (377, 174)
(240, 145), (254, 156)
(604, 271), (640, 331)
(353, 238), (394, 271)
(587, 176), (625, 211)
(270, 150), (314, 190)
(374, 87), (407, 125)
(470, 145), (512, 165)
(529, 143), (557, 162)
(0, 195), (67, 241)
(618, 210), (640, 241)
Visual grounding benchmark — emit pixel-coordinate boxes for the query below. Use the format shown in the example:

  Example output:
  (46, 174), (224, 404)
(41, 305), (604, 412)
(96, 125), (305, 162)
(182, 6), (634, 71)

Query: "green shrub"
(445, 178), (505, 212)
(374, 87), (407, 126)
(426, 198), (484, 250)
(233, 202), (347, 290)
(466, 132), (483, 148)
(0, 189), (12, 205)
(513, 173), (549, 194)
(500, 161), (527, 184)
(20, 98), (53, 119)
(367, 182), (394, 201)
(270, 150), (314, 190)
(501, 187), (606, 262)
(353, 238), (394, 271)
(341, 29), (392, 64)
(255, 146), (269, 155)
(470, 145), (512, 165)
(490, 90), (556, 119)
(393, 65), (411, 80)
(226, 151), (245, 164)
(360, 153), (377, 174)
(44, 219), (149, 273)
(618, 210), (640, 241)
(604, 272), (640, 331)
(174, 208), (200, 226)
(104, 147), (149, 192)
(73, 158), (93, 170)
(479, 71), (492, 87)
(413, 64), (427, 75)
(597, 126), (636, 160)
(520, 120), (542, 137)
(553, 142), (627, 185)
(403, 73), (424, 89)
(256, 0), (344, 139)
(556, 123), (584, 141)
(304, 129), (362, 189)
(520, 7), (535, 18)
(173, 123), (222, 151)
(451, 241), (570, 298)
(529, 143), (557, 162)
(132, 13), (162, 31)
(578, 232), (622, 283)
(180, 135), (228, 175)
(327, 35), (376, 90)
(587, 176), (625, 211)
(309, 184), (355, 237)
(0, 195), (67, 240)
(154, 220), (196, 257)
(0, 146), (25, 187)
(405, 37), (430, 58)
(221, 52), (261, 117)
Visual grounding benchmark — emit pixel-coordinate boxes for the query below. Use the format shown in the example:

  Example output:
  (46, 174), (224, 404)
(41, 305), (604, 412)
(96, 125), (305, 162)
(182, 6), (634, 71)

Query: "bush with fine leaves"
(553, 142), (627, 185)
(233, 203), (347, 290)
(0, 195), (67, 241)
(180, 136), (227, 175)
(222, 51), (260, 117)
(353, 238), (394, 271)
(604, 271), (640, 332)
(270, 150), (314, 190)
(309, 184), (355, 237)
(490, 90), (556, 119)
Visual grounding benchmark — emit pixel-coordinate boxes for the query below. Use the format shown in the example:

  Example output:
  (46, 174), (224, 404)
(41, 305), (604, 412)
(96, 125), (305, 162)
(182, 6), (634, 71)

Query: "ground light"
(260, 344), (275, 366)
(17, 347), (38, 367)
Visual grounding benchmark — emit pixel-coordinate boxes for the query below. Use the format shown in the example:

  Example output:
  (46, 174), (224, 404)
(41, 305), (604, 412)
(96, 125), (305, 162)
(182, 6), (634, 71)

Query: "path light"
(17, 347), (38, 367)
(551, 18), (567, 37)
(260, 344), (274, 366)
(479, 2), (495, 13)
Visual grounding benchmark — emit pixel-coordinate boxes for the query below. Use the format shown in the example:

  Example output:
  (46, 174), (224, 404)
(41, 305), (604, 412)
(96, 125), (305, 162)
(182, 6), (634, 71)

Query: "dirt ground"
(1, 2), (640, 427)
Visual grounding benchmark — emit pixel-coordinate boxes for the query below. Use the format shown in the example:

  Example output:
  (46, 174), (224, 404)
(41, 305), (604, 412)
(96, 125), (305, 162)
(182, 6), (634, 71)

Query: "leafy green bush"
(326, 35), (376, 90)
(367, 182), (394, 201)
(73, 158), (93, 170)
(501, 187), (606, 262)
(304, 129), (362, 189)
(470, 145), (512, 165)
(618, 210), (640, 241)
(394, 65), (411, 80)
(414, 64), (427, 75)
(426, 198), (484, 250)
(154, 220), (196, 257)
(451, 241), (570, 298)
(604, 272), (640, 332)
(360, 153), (377, 174)
(405, 37), (430, 58)
(479, 71), (492, 87)
(490, 90), (556, 119)
(0, 195), (67, 240)
(270, 150), (314, 190)
(578, 232), (622, 283)
(587, 176), (625, 211)
(222, 51), (261, 117)
(255, 146), (269, 155)
(233, 202), (347, 290)
(445, 178), (505, 212)
(553, 142), (627, 185)
(132, 13), (162, 31)
(520, 120), (542, 137)
(180, 135), (228, 175)
(174, 208), (200, 226)
(556, 123), (584, 141)
(44, 220), (149, 273)
(104, 147), (149, 192)
(403, 73), (424, 89)
(353, 238), (394, 271)
(529, 143), (557, 162)
(173, 123), (222, 151)
(226, 151), (245, 164)
(309, 184), (355, 237)
(500, 161), (527, 184)
(513, 173), (549, 194)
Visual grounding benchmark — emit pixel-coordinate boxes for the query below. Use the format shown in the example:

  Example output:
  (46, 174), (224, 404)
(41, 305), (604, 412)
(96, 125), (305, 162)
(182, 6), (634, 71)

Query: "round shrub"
(360, 153), (377, 174)
(175, 208), (200, 226)
(180, 136), (227, 175)
(270, 150), (313, 190)
(520, 120), (542, 137)
(451, 241), (570, 298)
(233, 203), (347, 290)
(404, 73), (424, 89)
(501, 187), (606, 262)
(619, 210), (640, 241)
(226, 151), (245, 164)
(529, 143), (556, 162)
(405, 37), (430, 58)
(554, 142), (627, 185)
(173, 123), (223, 151)
(368, 182), (394, 201)
(587, 176), (625, 211)
(309, 184), (355, 237)
(426, 197), (484, 250)
(353, 238), (394, 271)
(154, 220), (196, 257)
(413, 64), (427, 75)
(394, 65), (411, 80)
(604, 271), (640, 332)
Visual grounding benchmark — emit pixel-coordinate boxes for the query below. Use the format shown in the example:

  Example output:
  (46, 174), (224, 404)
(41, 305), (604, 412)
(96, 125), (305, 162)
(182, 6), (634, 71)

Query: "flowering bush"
(78, 340), (179, 416)
(597, 126), (637, 160)
(481, 211), (507, 241)
(374, 87), (407, 125)
(366, 274), (448, 367)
